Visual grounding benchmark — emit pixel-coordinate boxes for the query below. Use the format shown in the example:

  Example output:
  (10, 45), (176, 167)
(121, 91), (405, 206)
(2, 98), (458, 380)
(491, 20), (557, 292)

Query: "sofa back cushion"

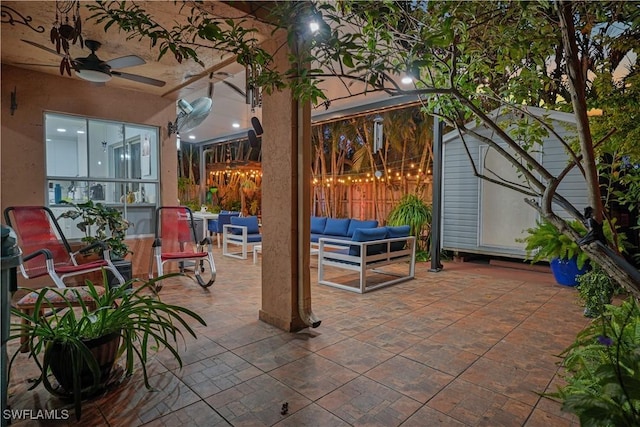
(214, 212), (240, 233)
(386, 225), (411, 251)
(347, 219), (379, 237)
(349, 227), (388, 257)
(323, 218), (351, 237)
(311, 216), (327, 234)
(230, 216), (260, 235)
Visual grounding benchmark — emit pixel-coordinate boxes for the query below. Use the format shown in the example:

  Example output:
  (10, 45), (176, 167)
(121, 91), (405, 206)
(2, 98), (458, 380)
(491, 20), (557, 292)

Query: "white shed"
(441, 107), (588, 259)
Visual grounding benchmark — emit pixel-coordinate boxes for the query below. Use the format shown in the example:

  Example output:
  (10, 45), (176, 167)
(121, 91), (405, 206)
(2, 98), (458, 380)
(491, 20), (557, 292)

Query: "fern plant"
(548, 297), (640, 426)
(519, 219), (590, 269)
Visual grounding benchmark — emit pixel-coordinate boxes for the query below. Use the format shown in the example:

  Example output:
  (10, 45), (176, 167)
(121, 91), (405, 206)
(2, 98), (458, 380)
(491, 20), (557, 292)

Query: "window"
(45, 113), (160, 236)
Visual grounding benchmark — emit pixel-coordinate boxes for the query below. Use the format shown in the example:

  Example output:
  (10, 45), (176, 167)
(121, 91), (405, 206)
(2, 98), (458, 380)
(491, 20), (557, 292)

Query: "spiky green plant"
(386, 194), (432, 251)
(8, 274), (206, 420)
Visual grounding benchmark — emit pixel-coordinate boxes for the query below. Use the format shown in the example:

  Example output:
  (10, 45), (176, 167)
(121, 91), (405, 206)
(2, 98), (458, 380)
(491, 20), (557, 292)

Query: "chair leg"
(148, 250), (156, 280)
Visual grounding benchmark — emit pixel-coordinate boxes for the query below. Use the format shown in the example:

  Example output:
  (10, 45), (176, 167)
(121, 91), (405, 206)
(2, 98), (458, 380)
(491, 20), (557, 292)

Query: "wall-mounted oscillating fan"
(168, 97), (213, 135)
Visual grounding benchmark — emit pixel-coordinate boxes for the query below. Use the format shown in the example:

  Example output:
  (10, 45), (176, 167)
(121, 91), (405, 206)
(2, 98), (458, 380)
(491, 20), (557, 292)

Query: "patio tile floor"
(6, 249), (587, 426)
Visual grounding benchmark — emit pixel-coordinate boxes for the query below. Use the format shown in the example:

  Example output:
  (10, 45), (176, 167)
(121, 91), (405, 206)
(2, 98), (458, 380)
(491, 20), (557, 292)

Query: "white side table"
(253, 245), (262, 264)
(192, 211), (219, 240)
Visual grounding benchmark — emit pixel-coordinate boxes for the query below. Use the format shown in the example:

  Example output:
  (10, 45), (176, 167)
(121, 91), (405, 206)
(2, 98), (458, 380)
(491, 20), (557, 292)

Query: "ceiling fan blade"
(222, 81), (246, 98)
(105, 55), (145, 69)
(111, 71), (166, 87)
(21, 39), (65, 58)
(184, 71), (232, 80)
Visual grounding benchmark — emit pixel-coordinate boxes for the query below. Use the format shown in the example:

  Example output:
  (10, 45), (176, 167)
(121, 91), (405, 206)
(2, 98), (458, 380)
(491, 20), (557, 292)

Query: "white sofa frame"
(222, 224), (262, 260)
(317, 235), (416, 293)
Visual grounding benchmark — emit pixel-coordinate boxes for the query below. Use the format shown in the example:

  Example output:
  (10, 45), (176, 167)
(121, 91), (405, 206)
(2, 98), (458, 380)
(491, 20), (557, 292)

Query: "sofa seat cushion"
(311, 216), (327, 234)
(346, 219), (379, 237)
(17, 286), (106, 307)
(245, 234), (262, 243)
(230, 216), (260, 234)
(386, 225), (411, 251)
(227, 233), (262, 243)
(323, 218), (351, 237)
(349, 228), (388, 256)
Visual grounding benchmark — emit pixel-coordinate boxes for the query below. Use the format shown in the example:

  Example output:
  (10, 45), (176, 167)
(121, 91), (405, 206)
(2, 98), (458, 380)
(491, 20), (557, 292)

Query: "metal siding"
(442, 131), (480, 250)
(542, 129), (589, 219)
(442, 109), (585, 258)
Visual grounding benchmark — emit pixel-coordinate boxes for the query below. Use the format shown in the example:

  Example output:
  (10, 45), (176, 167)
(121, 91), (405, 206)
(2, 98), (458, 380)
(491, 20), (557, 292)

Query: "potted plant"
(57, 200), (133, 286)
(576, 265), (620, 317)
(519, 219), (590, 286)
(8, 273), (206, 420)
(386, 194), (432, 260)
(58, 200), (131, 260)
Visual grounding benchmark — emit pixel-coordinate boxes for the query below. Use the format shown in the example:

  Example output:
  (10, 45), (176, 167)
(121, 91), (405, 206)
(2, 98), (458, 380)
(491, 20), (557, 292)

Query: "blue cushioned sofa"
(208, 211), (240, 248)
(310, 216), (379, 249)
(222, 215), (262, 260)
(314, 219), (416, 293)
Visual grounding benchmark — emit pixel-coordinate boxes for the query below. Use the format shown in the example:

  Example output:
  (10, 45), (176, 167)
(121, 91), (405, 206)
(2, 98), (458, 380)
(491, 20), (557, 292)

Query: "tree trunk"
(557, 1), (603, 221)
(555, 1), (639, 295)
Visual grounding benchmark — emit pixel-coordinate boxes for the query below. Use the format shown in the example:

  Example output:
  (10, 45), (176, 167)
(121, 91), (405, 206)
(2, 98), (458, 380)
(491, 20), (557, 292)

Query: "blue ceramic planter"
(550, 257), (589, 286)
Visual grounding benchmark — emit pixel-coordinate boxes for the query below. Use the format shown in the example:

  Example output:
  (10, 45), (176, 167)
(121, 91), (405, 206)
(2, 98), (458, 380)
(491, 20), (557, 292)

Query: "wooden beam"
(222, 1), (280, 25)
(162, 56), (238, 98)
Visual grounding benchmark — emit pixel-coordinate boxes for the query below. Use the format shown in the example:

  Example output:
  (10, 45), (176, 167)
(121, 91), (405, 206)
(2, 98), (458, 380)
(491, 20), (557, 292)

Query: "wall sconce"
(101, 141), (107, 152)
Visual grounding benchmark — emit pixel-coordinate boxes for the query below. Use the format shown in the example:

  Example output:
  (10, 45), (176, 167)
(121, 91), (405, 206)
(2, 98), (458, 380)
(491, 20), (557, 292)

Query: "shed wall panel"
(441, 108), (586, 259)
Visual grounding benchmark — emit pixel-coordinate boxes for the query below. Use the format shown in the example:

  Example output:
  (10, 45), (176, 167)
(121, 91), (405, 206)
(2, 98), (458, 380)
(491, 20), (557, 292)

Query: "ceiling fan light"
(75, 69), (112, 83)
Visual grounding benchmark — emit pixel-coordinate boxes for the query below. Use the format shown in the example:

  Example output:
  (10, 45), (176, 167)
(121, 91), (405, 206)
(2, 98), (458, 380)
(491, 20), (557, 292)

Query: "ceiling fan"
(20, 39), (166, 87)
(184, 71), (248, 99)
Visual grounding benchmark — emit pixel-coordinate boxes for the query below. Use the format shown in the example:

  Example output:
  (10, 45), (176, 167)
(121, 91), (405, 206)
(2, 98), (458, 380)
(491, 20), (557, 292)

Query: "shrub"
(549, 297), (640, 426)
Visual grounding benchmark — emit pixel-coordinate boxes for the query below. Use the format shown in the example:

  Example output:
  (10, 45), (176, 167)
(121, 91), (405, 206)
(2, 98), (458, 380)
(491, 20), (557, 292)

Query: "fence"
(181, 175), (432, 224)
(312, 179), (432, 223)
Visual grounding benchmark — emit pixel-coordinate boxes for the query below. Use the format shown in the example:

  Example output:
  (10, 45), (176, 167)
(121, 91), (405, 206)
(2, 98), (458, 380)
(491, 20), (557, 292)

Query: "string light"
(203, 155), (433, 188)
